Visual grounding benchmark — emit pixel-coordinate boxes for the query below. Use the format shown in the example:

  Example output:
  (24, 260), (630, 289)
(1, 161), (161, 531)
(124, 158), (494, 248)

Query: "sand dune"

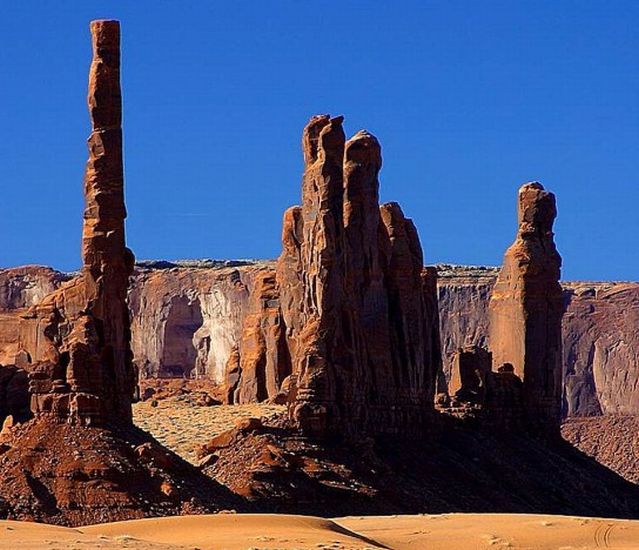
(1, 513), (639, 549)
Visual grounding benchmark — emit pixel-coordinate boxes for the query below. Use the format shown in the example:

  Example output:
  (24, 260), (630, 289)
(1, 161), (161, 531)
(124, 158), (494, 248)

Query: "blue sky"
(0, 1), (637, 280)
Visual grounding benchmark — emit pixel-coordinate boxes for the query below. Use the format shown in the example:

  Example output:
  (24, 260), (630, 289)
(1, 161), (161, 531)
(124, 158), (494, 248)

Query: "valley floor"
(2, 512), (639, 549)
(132, 394), (639, 489)
(133, 395), (284, 465)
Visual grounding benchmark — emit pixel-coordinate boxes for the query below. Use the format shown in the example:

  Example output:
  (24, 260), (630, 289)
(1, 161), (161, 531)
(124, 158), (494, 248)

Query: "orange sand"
(1, 513), (638, 549)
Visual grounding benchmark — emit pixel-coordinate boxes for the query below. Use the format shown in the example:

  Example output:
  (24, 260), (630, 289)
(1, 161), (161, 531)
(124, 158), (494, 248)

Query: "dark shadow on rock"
(204, 411), (639, 519)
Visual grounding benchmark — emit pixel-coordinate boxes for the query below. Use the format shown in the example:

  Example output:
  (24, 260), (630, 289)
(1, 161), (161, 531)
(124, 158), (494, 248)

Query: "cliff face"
(0, 267), (71, 366)
(562, 282), (639, 416)
(128, 263), (259, 383)
(438, 268), (639, 417)
(436, 266), (498, 392)
(1, 264), (637, 417)
(0, 266), (71, 311)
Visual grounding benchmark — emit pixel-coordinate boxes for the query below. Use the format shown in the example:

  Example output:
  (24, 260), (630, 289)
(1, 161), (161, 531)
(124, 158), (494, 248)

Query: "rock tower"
(23, 20), (135, 425)
(488, 182), (563, 433)
(277, 115), (441, 438)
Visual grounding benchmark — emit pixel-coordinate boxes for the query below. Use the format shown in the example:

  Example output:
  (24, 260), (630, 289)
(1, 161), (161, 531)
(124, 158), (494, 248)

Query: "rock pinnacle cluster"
(281, 116), (441, 438)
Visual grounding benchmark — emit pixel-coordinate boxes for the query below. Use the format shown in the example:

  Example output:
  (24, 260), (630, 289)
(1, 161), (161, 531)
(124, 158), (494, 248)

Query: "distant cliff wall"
(0, 263), (637, 416)
(437, 265), (639, 417)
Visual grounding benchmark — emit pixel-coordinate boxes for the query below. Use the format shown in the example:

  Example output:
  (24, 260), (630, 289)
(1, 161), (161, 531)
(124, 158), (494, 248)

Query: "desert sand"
(1, 513), (638, 549)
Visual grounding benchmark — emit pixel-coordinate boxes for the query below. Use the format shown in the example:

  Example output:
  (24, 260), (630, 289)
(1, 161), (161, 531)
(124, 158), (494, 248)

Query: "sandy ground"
(133, 399), (284, 464)
(1, 513), (639, 549)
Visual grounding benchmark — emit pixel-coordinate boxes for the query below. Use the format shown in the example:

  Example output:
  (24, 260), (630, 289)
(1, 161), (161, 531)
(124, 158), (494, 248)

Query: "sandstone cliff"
(562, 282), (639, 416)
(1, 263), (636, 417)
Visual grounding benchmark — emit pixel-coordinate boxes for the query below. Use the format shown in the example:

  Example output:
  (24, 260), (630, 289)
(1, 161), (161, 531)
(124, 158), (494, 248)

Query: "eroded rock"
(488, 183), (564, 433)
(278, 115), (440, 438)
(20, 20), (135, 426)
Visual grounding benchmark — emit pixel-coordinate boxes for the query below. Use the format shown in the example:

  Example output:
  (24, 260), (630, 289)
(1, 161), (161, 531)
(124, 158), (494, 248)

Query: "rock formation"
(19, 20), (135, 426)
(448, 345), (492, 403)
(2, 263), (638, 417)
(277, 115), (440, 438)
(0, 20), (242, 527)
(437, 267), (639, 417)
(225, 268), (291, 403)
(488, 183), (564, 433)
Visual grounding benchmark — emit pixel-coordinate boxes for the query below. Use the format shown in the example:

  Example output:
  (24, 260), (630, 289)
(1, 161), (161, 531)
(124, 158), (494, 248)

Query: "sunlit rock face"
(276, 115), (441, 438)
(21, 20), (136, 426)
(488, 183), (564, 434)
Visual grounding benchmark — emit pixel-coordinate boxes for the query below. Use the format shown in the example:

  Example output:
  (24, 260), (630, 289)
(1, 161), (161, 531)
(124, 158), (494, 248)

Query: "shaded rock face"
(278, 115), (440, 438)
(19, 20), (135, 426)
(488, 183), (564, 433)
(436, 266), (497, 392)
(562, 282), (639, 416)
(0, 366), (29, 425)
(448, 345), (492, 404)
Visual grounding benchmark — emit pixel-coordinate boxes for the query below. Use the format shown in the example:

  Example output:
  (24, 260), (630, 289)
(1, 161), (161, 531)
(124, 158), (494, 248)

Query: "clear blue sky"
(1, 1), (637, 281)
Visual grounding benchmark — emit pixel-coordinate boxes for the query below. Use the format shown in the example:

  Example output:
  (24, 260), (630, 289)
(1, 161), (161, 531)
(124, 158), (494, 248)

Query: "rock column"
(26, 20), (135, 426)
(488, 182), (563, 433)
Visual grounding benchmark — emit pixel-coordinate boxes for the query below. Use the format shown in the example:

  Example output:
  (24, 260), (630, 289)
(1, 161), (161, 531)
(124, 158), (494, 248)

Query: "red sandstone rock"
(278, 115), (440, 438)
(19, 20), (135, 426)
(488, 182), (564, 433)
(225, 270), (291, 403)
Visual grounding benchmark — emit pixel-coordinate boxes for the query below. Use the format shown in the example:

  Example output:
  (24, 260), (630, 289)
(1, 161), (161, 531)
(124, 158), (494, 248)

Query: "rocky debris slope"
(0, 419), (236, 525)
(133, 396), (284, 465)
(562, 415), (639, 484)
(187, 405), (639, 518)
